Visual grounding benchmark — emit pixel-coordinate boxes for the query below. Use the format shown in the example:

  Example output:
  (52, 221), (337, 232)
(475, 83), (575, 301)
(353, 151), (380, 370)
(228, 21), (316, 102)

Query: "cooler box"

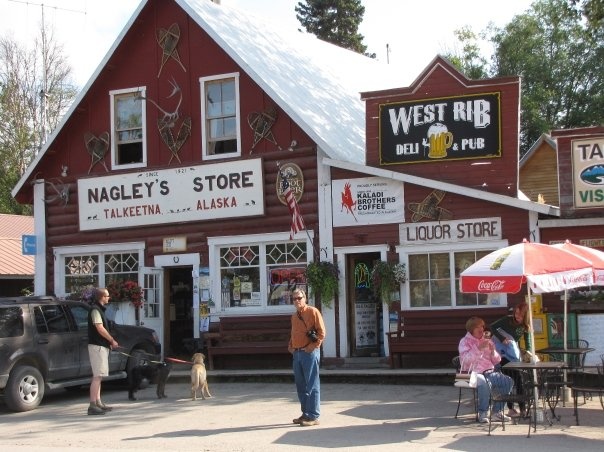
(526, 294), (543, 315)
(520, 313), (549, 360)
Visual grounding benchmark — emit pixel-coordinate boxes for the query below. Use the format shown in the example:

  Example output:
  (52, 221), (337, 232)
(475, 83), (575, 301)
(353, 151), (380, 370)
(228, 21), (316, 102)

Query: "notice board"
(577, 313), (604, 366)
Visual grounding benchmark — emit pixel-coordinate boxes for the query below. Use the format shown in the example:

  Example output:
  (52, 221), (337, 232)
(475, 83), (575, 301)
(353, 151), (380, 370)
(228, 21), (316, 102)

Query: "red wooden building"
(12, 0), (604, 367)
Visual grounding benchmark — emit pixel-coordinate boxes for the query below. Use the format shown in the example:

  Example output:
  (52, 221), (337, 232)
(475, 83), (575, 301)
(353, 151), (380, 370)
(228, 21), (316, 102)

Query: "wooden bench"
(205, 315), (291, 370)
(387, 308), (509, 368)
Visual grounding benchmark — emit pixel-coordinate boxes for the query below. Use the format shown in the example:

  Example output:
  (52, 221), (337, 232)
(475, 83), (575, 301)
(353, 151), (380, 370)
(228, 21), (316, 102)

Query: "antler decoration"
(156, 23), (186, 78)
(248, 107), (277, 152)
(137, 79), (191, 164)
(43, 179), (70, 206)
(84, 132), (110, 174)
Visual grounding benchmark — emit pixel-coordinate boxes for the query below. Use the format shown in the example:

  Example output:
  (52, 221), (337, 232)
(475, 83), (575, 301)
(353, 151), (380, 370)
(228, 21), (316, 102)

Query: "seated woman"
(458, 316), (514, 423)
(490, 301), (531, 417)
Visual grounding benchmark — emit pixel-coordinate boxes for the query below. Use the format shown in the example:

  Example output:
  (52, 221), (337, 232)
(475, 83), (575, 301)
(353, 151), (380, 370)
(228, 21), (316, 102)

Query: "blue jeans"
(293, 348), (321, 420)
(479, 371), (514, 413)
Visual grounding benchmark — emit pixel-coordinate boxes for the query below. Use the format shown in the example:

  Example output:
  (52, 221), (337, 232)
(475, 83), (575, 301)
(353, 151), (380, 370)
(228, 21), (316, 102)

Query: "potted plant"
(107, 280), (144, 308)
(371, 261), (406, 307)
(305, 261), (339, 308)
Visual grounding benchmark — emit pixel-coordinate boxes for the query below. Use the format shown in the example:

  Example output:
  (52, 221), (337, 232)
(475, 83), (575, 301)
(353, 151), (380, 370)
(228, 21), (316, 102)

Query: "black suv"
(0, 296), (161, 412)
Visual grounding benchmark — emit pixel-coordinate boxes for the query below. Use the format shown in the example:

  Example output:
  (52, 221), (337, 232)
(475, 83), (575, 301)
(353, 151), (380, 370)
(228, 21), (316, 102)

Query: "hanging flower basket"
(107, 280), (144, 309)
(305, 261), (339, 308)
(371, 261), (406, 307)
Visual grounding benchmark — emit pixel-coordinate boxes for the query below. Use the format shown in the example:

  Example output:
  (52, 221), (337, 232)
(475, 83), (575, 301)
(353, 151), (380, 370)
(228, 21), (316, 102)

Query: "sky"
(0, 0), (536, 88)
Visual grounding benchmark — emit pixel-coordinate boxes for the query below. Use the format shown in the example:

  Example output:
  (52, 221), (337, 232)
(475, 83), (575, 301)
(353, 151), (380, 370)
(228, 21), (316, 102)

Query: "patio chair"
(567, 339), (590, 369)
(571, 364), (604, 426)
(485, 370), (537, 437)
(452, 356), (477, 421)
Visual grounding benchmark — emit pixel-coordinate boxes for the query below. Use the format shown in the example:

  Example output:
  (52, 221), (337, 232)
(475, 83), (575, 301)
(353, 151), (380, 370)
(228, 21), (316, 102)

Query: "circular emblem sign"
(276, 163), (304, 205)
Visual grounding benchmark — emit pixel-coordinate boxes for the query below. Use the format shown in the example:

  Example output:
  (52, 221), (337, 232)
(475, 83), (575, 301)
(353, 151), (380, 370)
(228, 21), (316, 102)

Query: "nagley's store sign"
(379, 92), (502, 165)
(400, 217), (502, 244)
(77, 159), (264, 231)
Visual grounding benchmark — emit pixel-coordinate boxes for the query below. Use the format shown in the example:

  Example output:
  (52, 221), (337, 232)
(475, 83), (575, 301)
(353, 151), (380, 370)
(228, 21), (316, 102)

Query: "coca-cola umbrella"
(460, 239), (594, 357)
(551, 240), (604, 363)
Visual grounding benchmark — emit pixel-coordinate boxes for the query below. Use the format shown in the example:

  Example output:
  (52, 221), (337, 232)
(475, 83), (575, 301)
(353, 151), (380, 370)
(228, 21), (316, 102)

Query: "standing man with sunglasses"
(288, 288), (326, 427)
(87, 287), (119, 415)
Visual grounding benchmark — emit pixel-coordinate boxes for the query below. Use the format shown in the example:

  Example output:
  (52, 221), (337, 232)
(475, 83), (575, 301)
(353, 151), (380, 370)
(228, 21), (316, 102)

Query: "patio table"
(503, 360), (566, 425)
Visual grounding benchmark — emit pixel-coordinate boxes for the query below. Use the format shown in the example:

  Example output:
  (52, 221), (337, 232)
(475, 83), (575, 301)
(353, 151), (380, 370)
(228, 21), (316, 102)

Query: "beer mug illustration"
(427, 123), (453, 159)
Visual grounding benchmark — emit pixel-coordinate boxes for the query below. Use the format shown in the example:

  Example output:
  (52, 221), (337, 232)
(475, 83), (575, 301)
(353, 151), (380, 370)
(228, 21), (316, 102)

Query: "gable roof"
(13, 0), (404, 199)
(519, 133), (556, 168)
(0, 214), (34, 277)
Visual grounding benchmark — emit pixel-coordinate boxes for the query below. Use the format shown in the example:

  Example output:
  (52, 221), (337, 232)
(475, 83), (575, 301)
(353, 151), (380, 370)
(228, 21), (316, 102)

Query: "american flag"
(281, 175), (305, 240)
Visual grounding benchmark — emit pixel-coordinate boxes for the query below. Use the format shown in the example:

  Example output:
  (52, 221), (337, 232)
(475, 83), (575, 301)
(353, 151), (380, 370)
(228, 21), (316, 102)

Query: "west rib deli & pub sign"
(379, 92), (502, 165)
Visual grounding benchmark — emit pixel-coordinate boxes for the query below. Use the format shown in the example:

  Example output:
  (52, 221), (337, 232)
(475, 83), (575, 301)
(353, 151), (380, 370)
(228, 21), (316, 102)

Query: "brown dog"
(191, 353), (212, 400)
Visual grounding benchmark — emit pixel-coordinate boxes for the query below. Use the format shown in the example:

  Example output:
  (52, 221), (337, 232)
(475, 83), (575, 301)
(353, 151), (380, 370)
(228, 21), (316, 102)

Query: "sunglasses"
(293, 296), (304, 300)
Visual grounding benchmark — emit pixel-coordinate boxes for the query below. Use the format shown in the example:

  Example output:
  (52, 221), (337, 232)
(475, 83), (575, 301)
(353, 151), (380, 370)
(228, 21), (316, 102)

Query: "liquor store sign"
(78, 159), (264, 231)
(379, 92), (502, 165)
(400, 217), (502, 244)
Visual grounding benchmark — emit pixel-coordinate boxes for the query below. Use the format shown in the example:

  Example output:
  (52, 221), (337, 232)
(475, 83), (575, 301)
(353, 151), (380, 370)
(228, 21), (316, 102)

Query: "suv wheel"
(5, 365), (45, 412)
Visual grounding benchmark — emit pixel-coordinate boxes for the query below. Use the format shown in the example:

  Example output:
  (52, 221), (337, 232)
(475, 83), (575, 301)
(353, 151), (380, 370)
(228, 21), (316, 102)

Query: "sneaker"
(478, 412), (489, 424)
(300, 418), (320, 427)
(87, 404), (106, 416)
(292, 415), (308, 424)
(495, 411), (512, 422)
(507, 408), (520, 417)
(97, 401), (113, 412)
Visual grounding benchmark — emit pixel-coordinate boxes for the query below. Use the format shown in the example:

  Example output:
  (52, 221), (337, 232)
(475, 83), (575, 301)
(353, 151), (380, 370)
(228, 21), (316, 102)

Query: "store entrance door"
(347, 253), (381, 357)
(166, 267), (193, 357)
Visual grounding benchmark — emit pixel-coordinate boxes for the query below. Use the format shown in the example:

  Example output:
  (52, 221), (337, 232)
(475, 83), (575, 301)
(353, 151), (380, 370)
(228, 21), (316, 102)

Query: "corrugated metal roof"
(0, 214), (34, 277)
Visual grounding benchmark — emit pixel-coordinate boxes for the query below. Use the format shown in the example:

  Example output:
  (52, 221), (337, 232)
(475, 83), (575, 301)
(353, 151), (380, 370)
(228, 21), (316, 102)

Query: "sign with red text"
(78, 159), (264, 231)
(400, 217), (502, 244)
(332, 177), (404, 227)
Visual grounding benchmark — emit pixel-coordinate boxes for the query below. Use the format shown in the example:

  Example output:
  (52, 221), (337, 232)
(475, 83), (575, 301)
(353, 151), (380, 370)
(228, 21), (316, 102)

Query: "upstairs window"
(110, 87), (147, 169)
(200, 73), (241, 159)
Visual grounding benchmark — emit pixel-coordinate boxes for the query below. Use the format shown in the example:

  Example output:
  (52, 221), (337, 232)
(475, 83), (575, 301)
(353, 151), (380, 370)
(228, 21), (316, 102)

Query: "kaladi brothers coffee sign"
(332, 177), (404, 227)
(379, 92), (502, 165)
(78, 159), (264, 231)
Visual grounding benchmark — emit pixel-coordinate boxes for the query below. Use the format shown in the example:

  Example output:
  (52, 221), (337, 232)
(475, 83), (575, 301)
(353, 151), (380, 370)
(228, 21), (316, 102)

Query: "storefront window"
(63, 252), (140, 298)
(217, 241), (307, 309)
(408, 249), (492, 308)
(64, 255), (99, 296)
(105, 252), (140, 288)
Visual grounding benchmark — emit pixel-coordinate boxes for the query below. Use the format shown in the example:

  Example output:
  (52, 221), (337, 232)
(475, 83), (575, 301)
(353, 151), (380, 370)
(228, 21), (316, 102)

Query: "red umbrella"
(552, 240), (604, 286)
(551, 240), (604, 366)
(460, 240), (593, 295)
(460, 239), (594, 357)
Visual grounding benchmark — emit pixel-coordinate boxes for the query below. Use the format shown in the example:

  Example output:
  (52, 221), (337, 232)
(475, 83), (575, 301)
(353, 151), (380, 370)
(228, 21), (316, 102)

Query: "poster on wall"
(379, 92), (502, 165)
(332, 177), (404, 227)
(572, 137), (604, 209)
(355, 302), (377, 348)
(268, 266), (306, 305)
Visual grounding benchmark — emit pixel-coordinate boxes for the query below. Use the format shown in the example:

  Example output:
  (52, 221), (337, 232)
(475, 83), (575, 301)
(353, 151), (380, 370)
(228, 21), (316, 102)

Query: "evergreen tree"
(295, 0), (367, 54)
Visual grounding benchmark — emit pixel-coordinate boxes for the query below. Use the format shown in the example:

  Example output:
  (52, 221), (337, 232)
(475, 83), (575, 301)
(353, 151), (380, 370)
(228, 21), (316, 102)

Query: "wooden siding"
(331, 171), (533, 249)
(35, 0), (320, 294)
(519, 141), (559, 205)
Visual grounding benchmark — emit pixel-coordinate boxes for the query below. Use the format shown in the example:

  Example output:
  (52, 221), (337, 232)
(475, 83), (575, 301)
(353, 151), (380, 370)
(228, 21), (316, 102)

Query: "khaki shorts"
(88, 344), (109, 377)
